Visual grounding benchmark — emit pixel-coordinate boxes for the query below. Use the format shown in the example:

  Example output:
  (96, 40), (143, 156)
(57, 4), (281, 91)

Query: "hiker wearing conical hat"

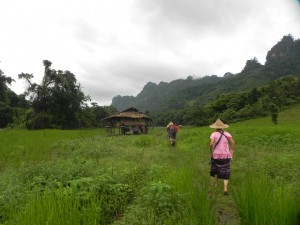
(209, 118), (236, 195)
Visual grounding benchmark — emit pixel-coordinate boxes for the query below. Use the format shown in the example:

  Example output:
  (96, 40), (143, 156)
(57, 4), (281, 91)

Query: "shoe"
(224, 191), (229, 195)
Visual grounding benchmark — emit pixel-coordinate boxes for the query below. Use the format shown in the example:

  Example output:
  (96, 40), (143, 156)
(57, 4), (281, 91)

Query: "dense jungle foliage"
(0, 34), (300, 129)
(0, 60), (117, 129)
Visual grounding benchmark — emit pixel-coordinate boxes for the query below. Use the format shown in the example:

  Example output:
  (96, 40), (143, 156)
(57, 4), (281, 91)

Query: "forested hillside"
(150, 75), (300, 126)
(111, 34), (300, 114)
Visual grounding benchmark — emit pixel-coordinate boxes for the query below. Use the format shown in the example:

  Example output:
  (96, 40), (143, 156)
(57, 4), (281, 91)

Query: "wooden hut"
(102, 107), (153, 135)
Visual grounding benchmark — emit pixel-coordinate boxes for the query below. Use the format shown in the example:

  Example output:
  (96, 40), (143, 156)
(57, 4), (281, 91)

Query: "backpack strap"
(214, 131), (224, 149)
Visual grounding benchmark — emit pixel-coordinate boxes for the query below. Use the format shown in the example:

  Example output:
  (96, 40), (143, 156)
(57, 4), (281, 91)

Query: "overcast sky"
(1, 0), (300, 106)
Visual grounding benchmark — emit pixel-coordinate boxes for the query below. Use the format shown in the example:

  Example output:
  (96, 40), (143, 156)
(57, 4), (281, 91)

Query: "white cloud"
(1, 0), (300, 106)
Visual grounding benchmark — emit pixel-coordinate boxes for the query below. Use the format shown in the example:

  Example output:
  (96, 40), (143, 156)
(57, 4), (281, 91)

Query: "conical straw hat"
(209, 118), (229, 129)
(167, 121), (173, 128)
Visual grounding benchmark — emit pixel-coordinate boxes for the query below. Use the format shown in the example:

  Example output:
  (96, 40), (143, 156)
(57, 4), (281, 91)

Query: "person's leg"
(223, 159), (230, 194)
(171, 138), (175, 145)
(224, 179), (229, 193)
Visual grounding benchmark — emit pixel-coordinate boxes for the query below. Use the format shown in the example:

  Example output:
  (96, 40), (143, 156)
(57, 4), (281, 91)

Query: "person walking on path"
(166, 121), (179, 146)
(209, 118), (236, 195)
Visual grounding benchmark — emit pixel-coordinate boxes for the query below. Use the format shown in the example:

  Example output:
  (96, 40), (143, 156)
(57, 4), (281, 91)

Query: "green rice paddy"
(0, 105), (299, 224)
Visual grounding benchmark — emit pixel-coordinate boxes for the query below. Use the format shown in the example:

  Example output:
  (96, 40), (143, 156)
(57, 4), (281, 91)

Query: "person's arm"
(228, 137), (236, 157)
(209, 139), (214, 157)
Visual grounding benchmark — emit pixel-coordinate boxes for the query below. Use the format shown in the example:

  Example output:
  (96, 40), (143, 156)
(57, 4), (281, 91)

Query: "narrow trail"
(216, 207), (240, 225)
(209, 189), (240, 225)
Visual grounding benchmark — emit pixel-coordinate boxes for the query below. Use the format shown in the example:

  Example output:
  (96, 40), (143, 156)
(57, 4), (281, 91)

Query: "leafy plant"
(141, 181), (182, 217)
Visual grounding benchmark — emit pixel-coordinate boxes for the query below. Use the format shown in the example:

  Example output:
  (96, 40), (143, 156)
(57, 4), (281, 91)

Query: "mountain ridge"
(111, 34), (300, 113)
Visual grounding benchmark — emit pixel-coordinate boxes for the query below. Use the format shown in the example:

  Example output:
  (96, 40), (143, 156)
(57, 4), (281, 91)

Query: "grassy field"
(0, 105), (299, 225)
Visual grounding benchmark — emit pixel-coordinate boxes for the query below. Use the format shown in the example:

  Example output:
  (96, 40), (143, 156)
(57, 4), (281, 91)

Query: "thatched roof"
(103, 107), (153, 121)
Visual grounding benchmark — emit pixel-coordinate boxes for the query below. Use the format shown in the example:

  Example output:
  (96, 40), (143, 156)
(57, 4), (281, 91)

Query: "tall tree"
(0, 69), (14, 105)
(19, 60), (88, 129)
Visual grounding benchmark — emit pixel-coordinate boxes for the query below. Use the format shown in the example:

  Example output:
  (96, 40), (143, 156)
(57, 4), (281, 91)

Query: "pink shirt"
(210, 131), (232, 159)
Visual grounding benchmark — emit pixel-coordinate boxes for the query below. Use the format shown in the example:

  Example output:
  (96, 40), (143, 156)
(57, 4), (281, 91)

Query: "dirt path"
(209, 190), (240, 225)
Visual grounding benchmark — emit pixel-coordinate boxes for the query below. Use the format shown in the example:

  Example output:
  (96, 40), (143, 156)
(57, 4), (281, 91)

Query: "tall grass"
(5, 189), (102, 225)
(0, 105), (300, 224)
(233, 172), (299, 225)
(0, 129), (102, 169)
(165, 167), (216, 225)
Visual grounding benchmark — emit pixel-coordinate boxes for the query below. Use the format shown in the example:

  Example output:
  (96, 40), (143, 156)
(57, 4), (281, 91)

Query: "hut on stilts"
(102, 107), (153, 136)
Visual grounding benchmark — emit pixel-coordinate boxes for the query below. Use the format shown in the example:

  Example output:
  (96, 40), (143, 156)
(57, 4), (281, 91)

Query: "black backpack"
(170, 125), (177, 136)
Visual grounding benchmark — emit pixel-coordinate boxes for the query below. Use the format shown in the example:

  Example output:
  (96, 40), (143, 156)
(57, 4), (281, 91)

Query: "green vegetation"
(0, 129), (103, 169)
(1, 34), (300, 128)
(0, 105), (299, 224)
(0, 36), (299, 224)
(112, 34), (300, 126)
(0, 60), (117, 129)
(150, 75), (300, 126)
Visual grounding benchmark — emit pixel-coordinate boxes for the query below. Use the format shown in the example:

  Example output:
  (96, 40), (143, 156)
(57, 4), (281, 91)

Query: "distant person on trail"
(166, 121), (179, 146)
(209, 118), (236, 195)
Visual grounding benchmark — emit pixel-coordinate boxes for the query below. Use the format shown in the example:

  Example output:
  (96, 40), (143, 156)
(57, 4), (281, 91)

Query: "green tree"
(19, 60), (88, 129)
(0, 106), (14, 127)
(184, 103), (209, 126)
(0, 68), (21, 128)
(268, 103), (279, 124)
(89, 103), (117, 127)
(0, 69), (14, 105)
